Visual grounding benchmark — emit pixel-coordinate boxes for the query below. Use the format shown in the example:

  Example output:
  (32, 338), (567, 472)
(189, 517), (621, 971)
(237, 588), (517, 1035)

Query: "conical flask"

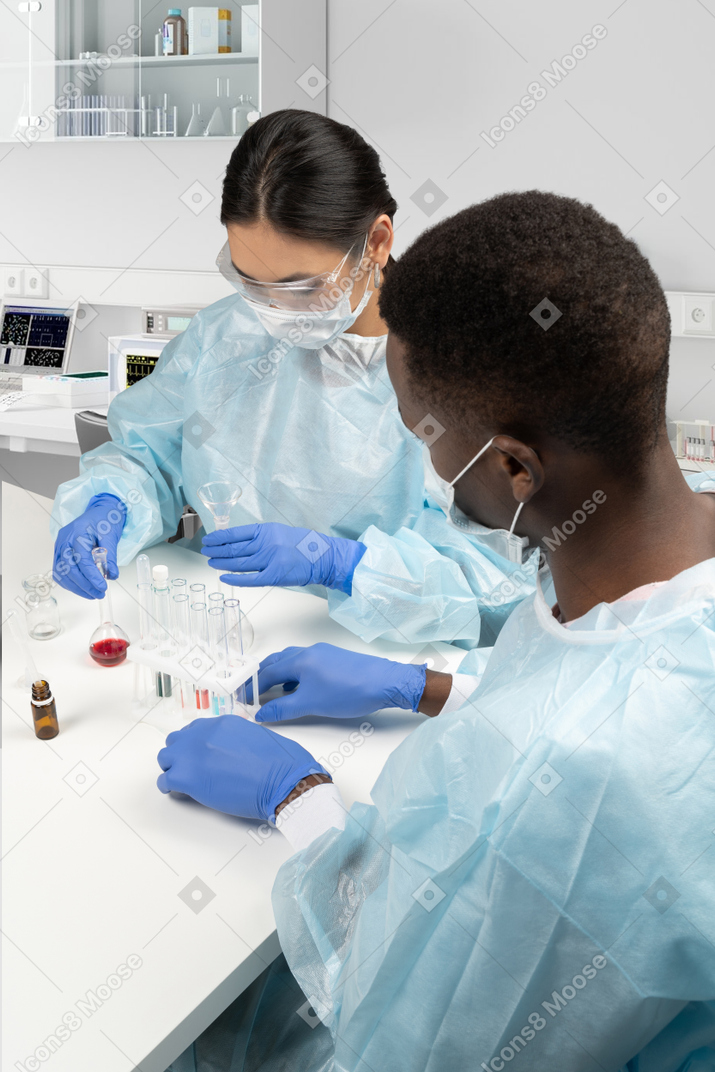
(204, 105), (227, 136)
(184, 102), (204, 137)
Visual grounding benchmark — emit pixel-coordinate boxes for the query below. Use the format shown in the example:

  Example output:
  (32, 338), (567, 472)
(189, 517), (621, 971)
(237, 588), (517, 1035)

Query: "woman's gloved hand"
(201, 522), (366, 594)
(52, 494), (127, 599)
(254, 642), (427, 724)
(156, 715), (328, 822)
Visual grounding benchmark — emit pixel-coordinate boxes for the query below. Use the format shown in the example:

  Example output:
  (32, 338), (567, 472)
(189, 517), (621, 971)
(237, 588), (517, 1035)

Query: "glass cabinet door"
(0, 1), (57, 144)
(0, 1), (327, 144)
(0, 0), (260, 142)
(54, 0), (259, 140)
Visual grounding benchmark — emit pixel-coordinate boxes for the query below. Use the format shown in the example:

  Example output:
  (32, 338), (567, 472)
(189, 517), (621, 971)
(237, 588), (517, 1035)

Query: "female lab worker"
(50, 109), (535, 650)
(159, 192), (715, 1072)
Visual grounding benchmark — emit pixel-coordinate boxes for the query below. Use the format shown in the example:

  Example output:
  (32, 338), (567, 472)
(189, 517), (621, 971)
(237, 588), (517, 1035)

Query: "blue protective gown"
(270, 558), (715, 1071)
(50, 295), (536, 648)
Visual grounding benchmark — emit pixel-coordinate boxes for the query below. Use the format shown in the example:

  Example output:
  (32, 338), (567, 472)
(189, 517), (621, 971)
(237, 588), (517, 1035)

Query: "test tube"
(190, 601), (211, 709)
(152, 565), (173, 697)
(137, 554), (151, 586)
(135, 554), (154, 708)
(172, 593), (191, 710)
(224, 598), (246, 706)
(137, 582), (155, 648)
(208, 605), (233, 715)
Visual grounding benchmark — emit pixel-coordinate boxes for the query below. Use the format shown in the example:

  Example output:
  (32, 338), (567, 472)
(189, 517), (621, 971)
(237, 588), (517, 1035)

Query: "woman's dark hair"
(221, 109), (397, 256)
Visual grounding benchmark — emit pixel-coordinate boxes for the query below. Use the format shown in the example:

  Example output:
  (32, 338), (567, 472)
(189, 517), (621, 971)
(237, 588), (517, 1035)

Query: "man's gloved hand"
(254, 642), (427, 724)
(201, 522), (366, 594)
(156, 715), (328, 822)
(52, 494), (127, 599)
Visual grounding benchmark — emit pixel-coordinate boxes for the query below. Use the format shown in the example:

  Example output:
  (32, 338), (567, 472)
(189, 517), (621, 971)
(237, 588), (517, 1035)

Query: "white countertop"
(0, 397), (82, 455)
(2, 482), (464, 1072)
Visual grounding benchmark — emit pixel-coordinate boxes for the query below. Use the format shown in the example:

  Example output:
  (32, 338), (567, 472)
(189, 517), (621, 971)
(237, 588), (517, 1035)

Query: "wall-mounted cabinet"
(0, 0), (326, 143)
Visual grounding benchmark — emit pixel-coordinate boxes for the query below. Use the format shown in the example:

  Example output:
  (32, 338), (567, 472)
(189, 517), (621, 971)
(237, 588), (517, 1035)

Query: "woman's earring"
(373, 263), (381, 288)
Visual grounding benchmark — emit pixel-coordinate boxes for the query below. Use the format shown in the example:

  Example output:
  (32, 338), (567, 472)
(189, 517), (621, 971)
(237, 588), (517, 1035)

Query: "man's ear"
(492, 436), (544, 504)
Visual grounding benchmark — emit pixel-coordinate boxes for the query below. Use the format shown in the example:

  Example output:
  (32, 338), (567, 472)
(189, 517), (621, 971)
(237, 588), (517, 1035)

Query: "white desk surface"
(0, 398), (81, 455)
(2, 482), (464, 1072)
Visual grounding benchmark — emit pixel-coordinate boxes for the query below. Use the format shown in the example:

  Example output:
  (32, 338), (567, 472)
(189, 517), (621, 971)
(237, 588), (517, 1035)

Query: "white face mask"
(424, 440), (529, 565)
(241, 238), (374, 351)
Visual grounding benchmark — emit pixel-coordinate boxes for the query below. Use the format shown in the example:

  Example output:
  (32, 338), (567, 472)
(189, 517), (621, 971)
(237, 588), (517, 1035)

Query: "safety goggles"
(216, 235), (368, 312)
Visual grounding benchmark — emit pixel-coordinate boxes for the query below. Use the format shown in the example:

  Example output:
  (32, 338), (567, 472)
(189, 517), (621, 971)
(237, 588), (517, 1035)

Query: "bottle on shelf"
(163, 9), (188, 56)
(231, 95), (257, 137)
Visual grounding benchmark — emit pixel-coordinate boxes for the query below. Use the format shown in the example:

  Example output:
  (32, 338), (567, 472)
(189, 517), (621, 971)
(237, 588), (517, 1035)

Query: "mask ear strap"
(509, 501), (525, 536)
(449, 436), (496, 488)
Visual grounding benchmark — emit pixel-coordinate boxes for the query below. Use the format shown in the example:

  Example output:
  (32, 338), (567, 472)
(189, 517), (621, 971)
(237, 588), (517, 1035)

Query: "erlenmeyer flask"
(204, 105), (227, 136)
(203, 76), (230, 136)
(89, 547), (130, 666)
(197, 481), (241, 530)
(184, 102), (204, 137)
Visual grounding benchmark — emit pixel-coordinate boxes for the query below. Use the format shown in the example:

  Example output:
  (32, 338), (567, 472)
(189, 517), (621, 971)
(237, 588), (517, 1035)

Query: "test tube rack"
(127, 646), (260, 719)
(672, 419), (715, 465)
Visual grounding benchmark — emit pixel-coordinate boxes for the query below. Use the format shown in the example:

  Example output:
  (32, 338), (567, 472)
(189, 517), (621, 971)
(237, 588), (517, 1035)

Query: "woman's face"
(226, 220), (368, 312)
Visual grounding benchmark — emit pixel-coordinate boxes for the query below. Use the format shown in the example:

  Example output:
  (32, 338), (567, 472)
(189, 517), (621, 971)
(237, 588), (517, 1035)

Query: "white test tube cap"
(152, 564), (169, 583)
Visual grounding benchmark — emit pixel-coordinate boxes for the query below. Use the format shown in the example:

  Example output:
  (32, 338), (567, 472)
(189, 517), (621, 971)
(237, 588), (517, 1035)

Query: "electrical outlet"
(683, 296), (714, 336)
(25, 267), (49, 299)
(2, 268), (25, 296)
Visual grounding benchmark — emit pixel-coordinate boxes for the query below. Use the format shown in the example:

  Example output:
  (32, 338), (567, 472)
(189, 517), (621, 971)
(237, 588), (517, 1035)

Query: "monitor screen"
(0, 304), (73, 372)
(166, 315), (193, 332)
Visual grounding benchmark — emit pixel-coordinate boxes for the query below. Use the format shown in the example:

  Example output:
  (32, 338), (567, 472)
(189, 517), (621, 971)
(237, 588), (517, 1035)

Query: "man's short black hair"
(379, 191), (670, 471)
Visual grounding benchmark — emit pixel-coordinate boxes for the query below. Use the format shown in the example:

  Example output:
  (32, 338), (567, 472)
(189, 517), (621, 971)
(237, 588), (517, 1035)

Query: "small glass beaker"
(22, 574), (61, 640)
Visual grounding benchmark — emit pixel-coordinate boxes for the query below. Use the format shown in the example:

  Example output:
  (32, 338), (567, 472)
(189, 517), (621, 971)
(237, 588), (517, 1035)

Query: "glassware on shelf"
(184, 103), (205, 137)
(140, 93), (178, 138)
(22, 574), (61, 641)
(197, 481), (242, 529)
(89, 548), (129, 666)
(204, 77), (230, 136)
(231, 95), (257, 136)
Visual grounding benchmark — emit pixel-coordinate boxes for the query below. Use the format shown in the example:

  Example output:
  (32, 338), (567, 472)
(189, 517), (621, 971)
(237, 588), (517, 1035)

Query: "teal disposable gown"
(50, 296), (537, 647)
(269, 558), (715, 1071)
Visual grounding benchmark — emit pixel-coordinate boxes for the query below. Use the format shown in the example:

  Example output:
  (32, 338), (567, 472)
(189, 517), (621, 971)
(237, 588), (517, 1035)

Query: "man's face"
(385, 333), (522, 532)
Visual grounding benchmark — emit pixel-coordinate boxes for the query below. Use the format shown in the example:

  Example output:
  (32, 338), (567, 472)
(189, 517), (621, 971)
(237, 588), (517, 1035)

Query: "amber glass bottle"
(31, 680), (59, 740)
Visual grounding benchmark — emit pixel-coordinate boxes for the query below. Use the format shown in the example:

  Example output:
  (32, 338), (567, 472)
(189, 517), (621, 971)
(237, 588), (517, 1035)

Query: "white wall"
(328, 0), (715, 425)
(1, 0), (714, 415)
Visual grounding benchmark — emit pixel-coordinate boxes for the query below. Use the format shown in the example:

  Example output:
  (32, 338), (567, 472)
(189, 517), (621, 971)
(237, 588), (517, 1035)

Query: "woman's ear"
(370, 214), (394, 268)
(492, 436), (544, 505)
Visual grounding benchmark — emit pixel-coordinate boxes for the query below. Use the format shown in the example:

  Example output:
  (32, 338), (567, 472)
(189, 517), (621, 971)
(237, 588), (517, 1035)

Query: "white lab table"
(0, 396), (82, 456)
(0, 399), (84, 572)
(2, 482), (464, 1072)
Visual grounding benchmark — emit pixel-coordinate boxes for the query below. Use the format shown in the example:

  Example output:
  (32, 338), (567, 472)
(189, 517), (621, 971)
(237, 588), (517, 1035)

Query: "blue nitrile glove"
(254, 642), (427, 723)
(52, 494), (127, 600)
(156, 715), (329, 822)
(201, 522), (366, 594)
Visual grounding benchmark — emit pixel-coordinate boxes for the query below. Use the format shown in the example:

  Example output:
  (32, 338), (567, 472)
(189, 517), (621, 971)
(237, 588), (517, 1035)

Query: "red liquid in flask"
(90, 638), (129, 666)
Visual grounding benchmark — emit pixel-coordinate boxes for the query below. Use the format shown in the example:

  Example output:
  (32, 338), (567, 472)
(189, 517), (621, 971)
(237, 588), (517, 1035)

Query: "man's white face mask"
(423, 439), (529, 565)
